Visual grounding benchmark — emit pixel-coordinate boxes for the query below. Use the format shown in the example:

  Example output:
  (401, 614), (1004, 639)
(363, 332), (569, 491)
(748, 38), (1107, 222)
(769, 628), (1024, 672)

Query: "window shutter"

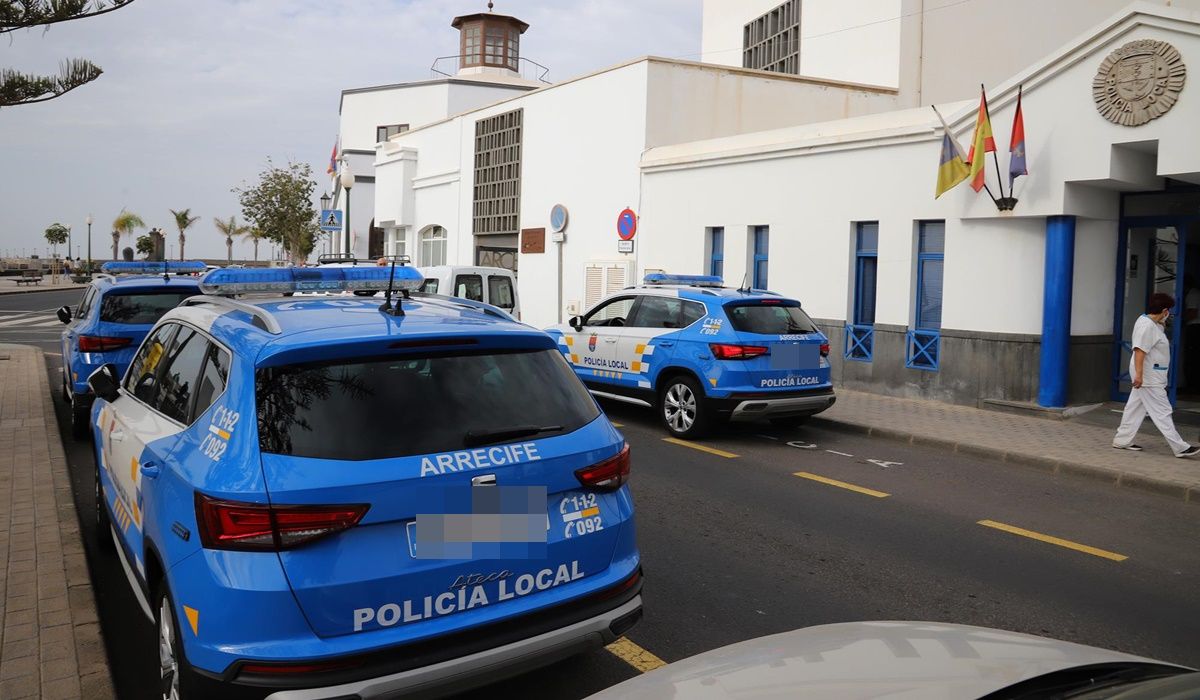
(585, 265), (604, 309)
(605, 264), (626, 295)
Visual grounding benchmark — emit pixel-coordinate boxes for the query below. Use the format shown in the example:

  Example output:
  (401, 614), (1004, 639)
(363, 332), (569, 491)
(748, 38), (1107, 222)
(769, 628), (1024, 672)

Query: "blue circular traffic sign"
(617, 208), (637, 240)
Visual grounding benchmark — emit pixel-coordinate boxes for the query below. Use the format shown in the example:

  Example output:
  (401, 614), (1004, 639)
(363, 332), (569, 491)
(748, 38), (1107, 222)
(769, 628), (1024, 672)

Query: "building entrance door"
(1113, 215), (1200, 404)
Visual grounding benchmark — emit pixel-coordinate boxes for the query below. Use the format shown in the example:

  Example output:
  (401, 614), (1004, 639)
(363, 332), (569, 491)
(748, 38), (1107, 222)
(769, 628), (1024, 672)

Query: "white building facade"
(357, 1), (1200, 409)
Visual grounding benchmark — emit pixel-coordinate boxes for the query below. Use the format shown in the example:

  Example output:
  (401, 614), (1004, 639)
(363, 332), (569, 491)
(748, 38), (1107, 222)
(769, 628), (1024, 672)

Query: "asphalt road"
(10, 287), (1200, 699)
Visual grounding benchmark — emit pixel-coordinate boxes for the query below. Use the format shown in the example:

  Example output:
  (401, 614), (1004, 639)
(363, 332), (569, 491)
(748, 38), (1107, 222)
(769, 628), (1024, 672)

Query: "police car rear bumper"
(722, 388), (836, 421)
(260, 593), (642, 700)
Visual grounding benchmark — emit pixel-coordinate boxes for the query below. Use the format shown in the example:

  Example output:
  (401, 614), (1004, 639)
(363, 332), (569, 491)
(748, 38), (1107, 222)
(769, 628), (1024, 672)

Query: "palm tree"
(214, 216), (248, 263)
(169, 208), (200, 261)
(241, 227), (268, 263)
(111, 210), (145, 260)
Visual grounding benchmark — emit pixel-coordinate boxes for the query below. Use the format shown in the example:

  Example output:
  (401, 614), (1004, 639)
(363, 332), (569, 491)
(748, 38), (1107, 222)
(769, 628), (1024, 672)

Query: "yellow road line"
(606, 637), (666, 673)
(662, 437), (738, 458)
(977, 520), (1128, 562)
(793, 471), (889, 498)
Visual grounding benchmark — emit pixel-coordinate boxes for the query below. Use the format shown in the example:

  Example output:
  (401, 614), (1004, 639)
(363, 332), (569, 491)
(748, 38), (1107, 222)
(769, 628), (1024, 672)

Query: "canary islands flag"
(966, 86), (996, 193)
(326, 139), (339, 175)
(932, 106), (969, 198)
(1009, 85), (1027, 189)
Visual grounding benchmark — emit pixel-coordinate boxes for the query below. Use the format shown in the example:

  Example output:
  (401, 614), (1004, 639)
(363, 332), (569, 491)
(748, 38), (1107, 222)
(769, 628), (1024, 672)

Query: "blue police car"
(547, 274), (835, 439)
(58, 262), (204, 439)
(85, 264), (641, 699)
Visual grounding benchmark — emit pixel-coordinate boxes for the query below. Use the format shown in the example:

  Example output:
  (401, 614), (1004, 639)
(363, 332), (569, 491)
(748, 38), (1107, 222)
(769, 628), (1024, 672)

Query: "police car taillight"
(709, 343), (769, 360)
(78, 335), (133, 353)
(574, 444), (630, 491)
(195, 494), (369, 551)
(820, 342), (830, 357)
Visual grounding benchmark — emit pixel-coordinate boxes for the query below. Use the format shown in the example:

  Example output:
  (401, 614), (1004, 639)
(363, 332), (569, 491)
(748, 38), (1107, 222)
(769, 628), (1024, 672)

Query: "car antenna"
(737, 272), (750, 294)
(162, 258), (169, 283)
(379, 257), (404, 317)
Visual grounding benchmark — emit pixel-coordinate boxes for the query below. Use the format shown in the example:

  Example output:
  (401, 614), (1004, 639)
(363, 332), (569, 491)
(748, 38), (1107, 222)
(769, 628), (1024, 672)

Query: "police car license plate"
(770, 343), (817, 369)
(405, 515), (552, 559)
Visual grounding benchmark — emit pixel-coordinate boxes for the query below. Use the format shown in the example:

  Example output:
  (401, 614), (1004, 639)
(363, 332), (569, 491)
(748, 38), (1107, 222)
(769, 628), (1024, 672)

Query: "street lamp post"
(340, 160), (354, 256)
(85, 215), (93, 279)
(319, 191), (332, 257)
(66, 225), (72, 268)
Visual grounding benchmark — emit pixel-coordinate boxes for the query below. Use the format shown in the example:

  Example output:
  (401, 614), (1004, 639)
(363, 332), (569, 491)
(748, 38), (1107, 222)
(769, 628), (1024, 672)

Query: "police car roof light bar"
(643, 273), (724, 288)
(198, 265), (424, 297)
(100, 261), (208, 275)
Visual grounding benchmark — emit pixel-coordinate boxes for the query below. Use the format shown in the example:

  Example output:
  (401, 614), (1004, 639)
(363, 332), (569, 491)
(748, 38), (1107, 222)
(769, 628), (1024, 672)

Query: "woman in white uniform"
(1113, 292), (1200, 457)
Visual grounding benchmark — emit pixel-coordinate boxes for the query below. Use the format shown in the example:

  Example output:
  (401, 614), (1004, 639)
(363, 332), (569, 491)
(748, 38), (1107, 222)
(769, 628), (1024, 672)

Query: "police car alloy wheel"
(156, 587), (197, 700)
(660, 376), (711, 439)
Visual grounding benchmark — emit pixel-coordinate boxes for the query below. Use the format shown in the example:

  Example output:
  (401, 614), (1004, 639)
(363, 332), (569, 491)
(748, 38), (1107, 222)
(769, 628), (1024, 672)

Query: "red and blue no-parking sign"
(617, 208), (637, 240)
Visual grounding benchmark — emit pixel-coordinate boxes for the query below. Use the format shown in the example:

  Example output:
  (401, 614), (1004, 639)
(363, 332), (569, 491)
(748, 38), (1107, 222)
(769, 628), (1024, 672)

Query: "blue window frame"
(709, 227), (724, 279)
(752, 226), (769, 289)
(846, 222), (878, 362)
(907, 221), (944, 370)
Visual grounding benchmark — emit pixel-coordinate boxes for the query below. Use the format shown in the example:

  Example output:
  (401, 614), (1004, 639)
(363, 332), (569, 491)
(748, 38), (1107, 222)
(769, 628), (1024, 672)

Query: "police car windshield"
(255, 349), (599, 460)
(725, 301), (819, 335)
(99, 291), (197, 325)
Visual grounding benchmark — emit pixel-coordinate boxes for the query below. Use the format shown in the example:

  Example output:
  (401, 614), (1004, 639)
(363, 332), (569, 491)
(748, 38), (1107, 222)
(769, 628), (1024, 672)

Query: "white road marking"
(757, 434), (779, 441)
(825, 450), (854, 457)
(786, 440), (817, 450)
(867, 459), (903, 469)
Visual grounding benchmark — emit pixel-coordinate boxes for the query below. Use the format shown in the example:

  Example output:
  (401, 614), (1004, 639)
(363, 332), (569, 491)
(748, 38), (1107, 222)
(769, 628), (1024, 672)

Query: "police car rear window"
(255, 349), (600, 460)
(725, 301), (819, 335)
(99, 291), (196, 325)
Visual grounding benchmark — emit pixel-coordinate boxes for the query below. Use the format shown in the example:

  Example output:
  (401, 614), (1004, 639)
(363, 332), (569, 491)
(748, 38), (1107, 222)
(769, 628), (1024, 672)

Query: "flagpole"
(982, 84), (1007, 200)
(932, 104), (998, 206)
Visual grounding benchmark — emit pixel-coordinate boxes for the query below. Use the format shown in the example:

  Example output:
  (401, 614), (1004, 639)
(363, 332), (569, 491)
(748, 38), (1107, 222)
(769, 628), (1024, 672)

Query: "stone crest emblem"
(1093, 40), (1186, 126)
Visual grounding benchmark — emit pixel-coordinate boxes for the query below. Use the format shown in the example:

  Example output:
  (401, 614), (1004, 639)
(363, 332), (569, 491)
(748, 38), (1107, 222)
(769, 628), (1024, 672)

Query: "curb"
(0, 284), (87, 297)
(810, 416), (1199, 505)
(32, 346), (116, 698)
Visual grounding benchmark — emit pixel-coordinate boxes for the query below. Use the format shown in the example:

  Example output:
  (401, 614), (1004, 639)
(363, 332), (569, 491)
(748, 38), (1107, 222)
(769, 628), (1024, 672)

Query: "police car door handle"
(109, 429), (126, 442)
(658, 341), (675, 347)
(603, 337), (618, 343)
(139, 461), (161, 479)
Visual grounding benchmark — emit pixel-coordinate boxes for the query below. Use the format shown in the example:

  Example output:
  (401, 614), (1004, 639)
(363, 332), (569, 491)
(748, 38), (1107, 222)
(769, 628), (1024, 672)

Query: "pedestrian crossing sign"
(320, 209), (343, 232)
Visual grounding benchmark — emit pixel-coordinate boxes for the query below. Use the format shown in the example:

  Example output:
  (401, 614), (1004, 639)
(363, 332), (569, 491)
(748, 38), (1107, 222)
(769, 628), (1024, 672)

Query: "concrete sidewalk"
(0, 345), (113, 698)
(815, 389), (1200, 504)
(0, 278), (87, 296)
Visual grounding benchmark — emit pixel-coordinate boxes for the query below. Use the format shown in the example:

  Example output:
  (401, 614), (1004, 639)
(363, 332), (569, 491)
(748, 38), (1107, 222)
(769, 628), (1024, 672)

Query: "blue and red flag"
(326, 139), (339, 175)
(1008, 86), (1027, 189)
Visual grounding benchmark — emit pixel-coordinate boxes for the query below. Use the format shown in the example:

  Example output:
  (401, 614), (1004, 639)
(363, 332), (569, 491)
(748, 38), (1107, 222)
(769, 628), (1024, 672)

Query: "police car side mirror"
(56, 305), (72, 324)
(569, 315), (583, 331)
(87, 364), (121, 403)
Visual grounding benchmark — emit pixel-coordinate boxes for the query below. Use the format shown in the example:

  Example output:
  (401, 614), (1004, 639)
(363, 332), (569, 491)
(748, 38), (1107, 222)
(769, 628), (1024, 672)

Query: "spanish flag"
(932, 106), (969, 198)
(966, 86), (995, 193)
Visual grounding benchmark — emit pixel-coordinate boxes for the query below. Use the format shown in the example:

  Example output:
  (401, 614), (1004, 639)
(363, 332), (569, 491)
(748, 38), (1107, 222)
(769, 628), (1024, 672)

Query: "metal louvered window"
(743, 0), (801, 75)
(584, 262), (632, 311)
(473, 109), (522, 238)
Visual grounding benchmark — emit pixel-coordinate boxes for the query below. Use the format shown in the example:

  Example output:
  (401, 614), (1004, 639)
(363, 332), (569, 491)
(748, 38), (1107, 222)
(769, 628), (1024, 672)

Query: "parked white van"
(418, 265), (519, 318)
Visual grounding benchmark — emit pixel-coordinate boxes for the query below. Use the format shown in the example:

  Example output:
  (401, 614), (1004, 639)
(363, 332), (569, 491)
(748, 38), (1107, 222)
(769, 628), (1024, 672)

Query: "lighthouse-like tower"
(451, 2), (531, 80)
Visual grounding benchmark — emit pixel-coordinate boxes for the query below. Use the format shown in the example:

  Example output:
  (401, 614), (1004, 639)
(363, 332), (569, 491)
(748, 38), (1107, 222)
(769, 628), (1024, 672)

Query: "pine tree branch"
(0, 0), (137, 34)
(0, 58), (102, 106)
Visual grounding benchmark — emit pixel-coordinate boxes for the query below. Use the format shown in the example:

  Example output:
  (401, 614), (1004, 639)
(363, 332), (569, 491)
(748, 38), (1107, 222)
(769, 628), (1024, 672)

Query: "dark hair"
(1148, 292), (1176, 314)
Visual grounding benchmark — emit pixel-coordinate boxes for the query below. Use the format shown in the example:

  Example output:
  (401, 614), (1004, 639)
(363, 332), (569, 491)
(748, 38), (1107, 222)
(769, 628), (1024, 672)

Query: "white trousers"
(1113, 385), (1191, 456)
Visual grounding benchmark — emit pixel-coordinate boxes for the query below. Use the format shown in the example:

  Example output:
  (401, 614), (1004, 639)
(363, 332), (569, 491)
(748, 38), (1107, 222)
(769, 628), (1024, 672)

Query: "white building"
(356, 1), (1200, 410)
(328, 9), (543, 260)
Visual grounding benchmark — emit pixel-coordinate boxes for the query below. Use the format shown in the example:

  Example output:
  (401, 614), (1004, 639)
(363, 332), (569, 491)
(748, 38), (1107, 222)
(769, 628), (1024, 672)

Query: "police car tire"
(61, 372), (70, 403)
(71, 399), (91, 440)
(94, 453), (114, 553)
(155, 585), (201, 700)
(659, 375), (713, 439)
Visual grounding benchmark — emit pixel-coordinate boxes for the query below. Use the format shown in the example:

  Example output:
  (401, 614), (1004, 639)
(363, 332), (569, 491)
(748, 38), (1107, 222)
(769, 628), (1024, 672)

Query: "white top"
(1130, 314), (1171, 387)
(1186, 288), (1200, 327)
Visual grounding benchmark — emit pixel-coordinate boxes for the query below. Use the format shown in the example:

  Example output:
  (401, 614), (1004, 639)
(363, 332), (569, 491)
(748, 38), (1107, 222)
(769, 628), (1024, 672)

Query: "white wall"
(701, 0), (901, 87)
(644, 60), (898, 149)
(339, 83), (451, 152)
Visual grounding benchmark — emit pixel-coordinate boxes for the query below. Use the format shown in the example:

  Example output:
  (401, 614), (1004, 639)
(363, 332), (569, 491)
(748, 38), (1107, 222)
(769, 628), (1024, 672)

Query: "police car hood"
(585, 622), (1186, 700)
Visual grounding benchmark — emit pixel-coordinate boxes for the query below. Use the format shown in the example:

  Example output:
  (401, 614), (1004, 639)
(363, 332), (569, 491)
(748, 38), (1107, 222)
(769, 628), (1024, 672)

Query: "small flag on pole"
(1008, 85), (1027, 189)
(932, 106), (970, 198)
(966, 86), (996, 193)
(326, 139), (339, 175)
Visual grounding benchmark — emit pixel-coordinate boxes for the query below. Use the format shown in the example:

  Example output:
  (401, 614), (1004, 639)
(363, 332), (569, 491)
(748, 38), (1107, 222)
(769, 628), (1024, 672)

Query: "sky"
(0, 0), (700, 261)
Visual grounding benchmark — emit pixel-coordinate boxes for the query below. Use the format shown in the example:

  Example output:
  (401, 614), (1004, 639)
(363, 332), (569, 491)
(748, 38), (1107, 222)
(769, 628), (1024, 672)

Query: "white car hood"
(588, 622), (1184, 700)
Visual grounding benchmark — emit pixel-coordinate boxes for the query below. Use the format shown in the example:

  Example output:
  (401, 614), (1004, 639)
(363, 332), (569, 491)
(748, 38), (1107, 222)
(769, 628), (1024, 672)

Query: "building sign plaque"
(1093, 40), (1186, 126)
